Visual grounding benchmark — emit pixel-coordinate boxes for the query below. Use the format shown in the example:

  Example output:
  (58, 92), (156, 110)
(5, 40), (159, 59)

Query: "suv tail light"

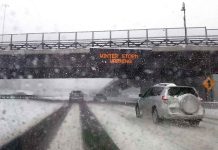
(162, 96), (168, 103)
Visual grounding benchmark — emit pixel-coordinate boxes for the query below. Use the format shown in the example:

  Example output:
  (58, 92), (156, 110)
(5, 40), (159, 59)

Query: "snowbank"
(0, 99), (64, 147)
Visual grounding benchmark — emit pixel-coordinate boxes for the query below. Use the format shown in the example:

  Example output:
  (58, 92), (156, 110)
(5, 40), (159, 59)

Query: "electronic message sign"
(90, 48), (142, 65)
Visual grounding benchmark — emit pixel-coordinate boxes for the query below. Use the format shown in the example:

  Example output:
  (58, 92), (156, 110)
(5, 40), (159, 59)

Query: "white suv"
(135, 83), (205, 125)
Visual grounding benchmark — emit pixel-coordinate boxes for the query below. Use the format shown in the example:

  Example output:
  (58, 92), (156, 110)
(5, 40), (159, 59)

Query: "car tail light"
(162, 96), (168, 103)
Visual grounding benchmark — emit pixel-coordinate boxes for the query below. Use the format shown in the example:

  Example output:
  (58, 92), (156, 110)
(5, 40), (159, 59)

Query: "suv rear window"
(168, 87), (198, 97)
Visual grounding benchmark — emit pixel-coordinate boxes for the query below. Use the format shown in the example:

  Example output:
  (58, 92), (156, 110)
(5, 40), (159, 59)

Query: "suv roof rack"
(154, 83), (176, 87)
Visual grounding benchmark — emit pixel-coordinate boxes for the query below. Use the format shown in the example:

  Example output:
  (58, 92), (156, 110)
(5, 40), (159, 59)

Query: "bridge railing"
(0, 27), (218, 50)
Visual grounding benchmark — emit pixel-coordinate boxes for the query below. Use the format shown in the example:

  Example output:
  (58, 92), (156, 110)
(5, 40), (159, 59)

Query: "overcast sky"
(0, 0), (218, 33)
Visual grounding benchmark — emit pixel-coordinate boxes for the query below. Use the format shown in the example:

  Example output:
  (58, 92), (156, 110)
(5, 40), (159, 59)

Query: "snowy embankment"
(107, 87), (140, 103)
(0, 99), (64, 147)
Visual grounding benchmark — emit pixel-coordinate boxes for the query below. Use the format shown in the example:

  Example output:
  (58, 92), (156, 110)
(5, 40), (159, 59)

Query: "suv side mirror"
(139, 94), (143, 97)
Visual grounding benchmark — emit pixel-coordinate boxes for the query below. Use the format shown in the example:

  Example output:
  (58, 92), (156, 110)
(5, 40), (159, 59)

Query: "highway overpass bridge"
(0, 27), (217, 99)
(0, 27), (217, 79)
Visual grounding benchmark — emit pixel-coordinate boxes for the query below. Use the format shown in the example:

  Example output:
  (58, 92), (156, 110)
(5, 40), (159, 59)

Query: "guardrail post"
(205, 27), (208, 45)
(165, 28), (168, 46)
(109, 30), (112, 47)
(75, 32), (77, 48)
(127, 30), (130, 47)
(26, 33), (28, 50)
(146, 29), (149, 47)
(92, 31), (94, 47)
(10, 34), (13, 50)
(42, 33), (44, 49)
(58, 32), (61, 49)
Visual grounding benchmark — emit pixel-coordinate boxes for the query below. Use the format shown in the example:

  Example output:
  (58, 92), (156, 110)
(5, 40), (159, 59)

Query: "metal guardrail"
(0, 95), (39, 99)
(0, 95), (66, 103)
(0, 27), (218, 50)
(201, 102), (218, 109)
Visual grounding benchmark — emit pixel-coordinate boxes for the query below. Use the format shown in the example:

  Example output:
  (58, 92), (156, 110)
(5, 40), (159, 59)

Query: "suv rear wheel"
(152, 108), (161, 124)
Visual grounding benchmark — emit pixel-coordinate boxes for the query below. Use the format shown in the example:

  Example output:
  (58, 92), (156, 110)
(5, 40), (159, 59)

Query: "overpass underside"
(0, 47), (216, 80)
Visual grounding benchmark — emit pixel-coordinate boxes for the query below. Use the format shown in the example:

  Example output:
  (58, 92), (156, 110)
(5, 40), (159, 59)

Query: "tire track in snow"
(79, 101), (119, 150)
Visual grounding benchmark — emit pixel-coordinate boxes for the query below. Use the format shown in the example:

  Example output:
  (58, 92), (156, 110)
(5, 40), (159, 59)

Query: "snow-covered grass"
(120, 87), (140, 99)
(0, 99), (64, 147)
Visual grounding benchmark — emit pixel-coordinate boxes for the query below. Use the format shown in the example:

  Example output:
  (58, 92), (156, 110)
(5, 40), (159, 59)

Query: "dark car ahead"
(69, 90), (84, 102)
(93, 93), (107, 102)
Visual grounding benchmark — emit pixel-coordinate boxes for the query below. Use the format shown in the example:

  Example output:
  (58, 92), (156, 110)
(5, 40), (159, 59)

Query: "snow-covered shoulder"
(0, 100), (64, 147)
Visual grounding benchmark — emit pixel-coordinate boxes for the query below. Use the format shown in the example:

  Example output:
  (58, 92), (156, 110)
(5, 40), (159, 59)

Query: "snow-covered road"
(88, 104), (218, 150)
(47, 104), (83, 150)
(2, 101), (218, 150)
(0, 99), (65, 147)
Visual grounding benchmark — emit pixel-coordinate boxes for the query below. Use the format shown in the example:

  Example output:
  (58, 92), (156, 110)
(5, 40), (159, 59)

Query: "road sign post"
(203, 77), (215, 101)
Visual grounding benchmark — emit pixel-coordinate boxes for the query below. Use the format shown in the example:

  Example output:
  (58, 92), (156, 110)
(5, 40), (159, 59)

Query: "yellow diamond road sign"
(202, 77), (215, 91)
